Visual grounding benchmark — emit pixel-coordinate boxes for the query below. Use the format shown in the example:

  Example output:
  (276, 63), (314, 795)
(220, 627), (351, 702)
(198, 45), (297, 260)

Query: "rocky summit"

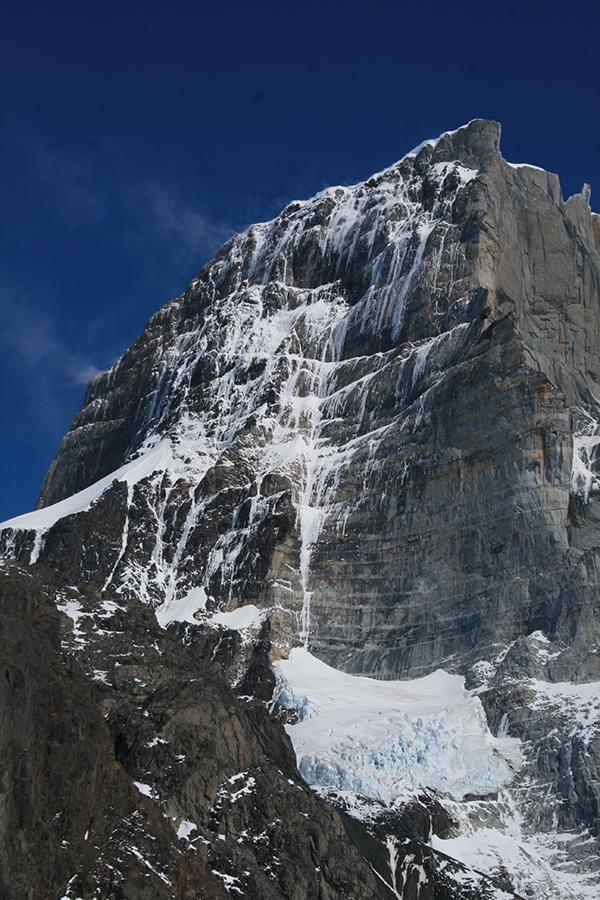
(1, 119), (599, 899)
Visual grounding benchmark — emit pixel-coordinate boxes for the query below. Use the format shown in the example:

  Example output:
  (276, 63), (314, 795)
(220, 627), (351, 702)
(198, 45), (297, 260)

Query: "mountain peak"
(429, 118), (502, 169)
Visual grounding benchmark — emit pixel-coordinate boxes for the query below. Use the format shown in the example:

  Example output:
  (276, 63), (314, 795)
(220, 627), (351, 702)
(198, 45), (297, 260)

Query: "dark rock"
(0, 561), (229, 900)
(0, 560), (395, 900)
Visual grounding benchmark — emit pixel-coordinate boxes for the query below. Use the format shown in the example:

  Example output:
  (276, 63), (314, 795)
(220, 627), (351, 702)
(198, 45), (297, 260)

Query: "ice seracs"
(274, 648), (521, 806)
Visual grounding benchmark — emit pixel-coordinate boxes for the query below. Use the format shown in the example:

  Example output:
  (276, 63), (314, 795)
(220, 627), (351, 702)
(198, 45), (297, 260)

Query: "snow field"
(274, 648), (521, 805)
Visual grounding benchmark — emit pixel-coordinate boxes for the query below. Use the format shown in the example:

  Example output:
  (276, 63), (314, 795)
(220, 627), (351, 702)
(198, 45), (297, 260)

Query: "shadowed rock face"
(1, 120), (600, 897)
(0, 563), (232, 900)
(0, 561), (399, 900)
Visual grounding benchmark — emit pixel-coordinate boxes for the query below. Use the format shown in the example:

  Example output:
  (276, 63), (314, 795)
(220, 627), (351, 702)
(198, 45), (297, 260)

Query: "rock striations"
(1, 119), (600, 899)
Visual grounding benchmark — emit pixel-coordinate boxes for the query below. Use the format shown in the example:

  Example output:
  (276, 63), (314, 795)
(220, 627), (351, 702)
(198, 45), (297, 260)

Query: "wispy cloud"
(0, 280), (102, 387)
(4, 138), (249, 433)
(0, 275), (104, 448)
(129, 180), (235, 268)
(24, 135), (239, 278)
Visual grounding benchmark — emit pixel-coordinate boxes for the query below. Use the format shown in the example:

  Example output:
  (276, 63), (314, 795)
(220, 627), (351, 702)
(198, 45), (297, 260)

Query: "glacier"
(275, 648), (600, 900)
(274, 648), (521, 805)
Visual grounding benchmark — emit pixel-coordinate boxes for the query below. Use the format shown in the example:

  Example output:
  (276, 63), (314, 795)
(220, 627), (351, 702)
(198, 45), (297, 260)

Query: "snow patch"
(528, 678), (600, 735)
(506, 161), (548, 173)
(177, 819), (198, 840)
(211, 871), (244, 895)
(0, 439), (175, 533)
(430, 800), (599, 900)
(55, 595), (89, 646)
(134, 782), (154, 798)
(208, 604), (265, 631)
(571, 412), (600, 501)
(155, 585), (208, 627)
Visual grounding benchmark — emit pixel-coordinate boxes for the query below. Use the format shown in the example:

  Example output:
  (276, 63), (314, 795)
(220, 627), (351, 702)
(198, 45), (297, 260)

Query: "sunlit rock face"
(5, 119), (600, 685)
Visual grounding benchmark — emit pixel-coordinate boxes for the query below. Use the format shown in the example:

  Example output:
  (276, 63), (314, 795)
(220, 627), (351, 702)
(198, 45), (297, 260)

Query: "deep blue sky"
(1, 0), (599, 521)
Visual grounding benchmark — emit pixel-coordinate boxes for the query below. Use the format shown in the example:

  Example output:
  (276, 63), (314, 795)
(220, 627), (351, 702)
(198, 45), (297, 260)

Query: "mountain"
(1, 119), (599, 899)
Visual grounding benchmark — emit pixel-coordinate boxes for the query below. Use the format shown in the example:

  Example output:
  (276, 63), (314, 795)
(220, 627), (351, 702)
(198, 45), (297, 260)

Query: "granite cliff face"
(2, 120), (600, 898)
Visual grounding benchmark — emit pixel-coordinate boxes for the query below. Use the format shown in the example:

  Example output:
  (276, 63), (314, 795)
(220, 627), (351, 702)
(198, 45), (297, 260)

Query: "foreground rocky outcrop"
(1, 120), (599, 897)
(0, 562), (228, 900)
(1, 560), (521, 899)
(0, 561), (383, 899)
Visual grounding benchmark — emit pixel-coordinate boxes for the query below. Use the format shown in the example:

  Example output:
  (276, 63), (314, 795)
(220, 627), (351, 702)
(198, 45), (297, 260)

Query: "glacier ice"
(274, 648), (521, 805)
